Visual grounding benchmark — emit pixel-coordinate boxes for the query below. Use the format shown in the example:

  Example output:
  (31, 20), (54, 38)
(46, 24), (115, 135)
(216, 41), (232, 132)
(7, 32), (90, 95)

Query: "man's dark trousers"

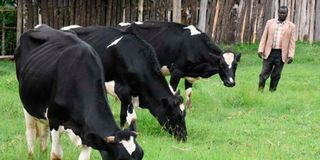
(259, 49), (284, 92)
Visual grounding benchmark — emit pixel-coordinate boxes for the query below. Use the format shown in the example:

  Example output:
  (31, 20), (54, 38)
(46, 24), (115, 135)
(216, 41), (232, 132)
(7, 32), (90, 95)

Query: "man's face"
(278, 8), (288, 22)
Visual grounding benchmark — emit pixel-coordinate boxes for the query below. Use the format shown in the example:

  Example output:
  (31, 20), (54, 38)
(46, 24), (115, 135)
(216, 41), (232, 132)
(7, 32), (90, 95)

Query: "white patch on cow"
(160, 65), (171, 76)
(229, 77), (234, 83)
(24, 108), (51, 157)
(44, 108), (48, 119)
(183, 25), (201, 36)
(223, 52), (234, 69)
(120, 136), (136, 155)
(119, 22), (132, 26)
(107, 36), (123, 48)
(34, 24), (42, 29)
(60, 25), (81, 30)
(23, 109), (37, 156)
(185, 77), (201, 84)
(180, 103), (185, 112)
(78, 145), (92, 160)
(51, 127), (63, 160)
(105, 81), (119, 100)
(126, 109), (137, 125)
(186, 88), (192, 97)
(132, 96), (139, 108)
(169, 85), (176, 94)
(64, 128), (82, 147)
(135, 21), (143, 25)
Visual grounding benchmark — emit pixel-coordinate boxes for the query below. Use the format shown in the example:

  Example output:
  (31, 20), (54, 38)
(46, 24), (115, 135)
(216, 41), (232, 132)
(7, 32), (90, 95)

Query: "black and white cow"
(61, 26), (187, 141)
(15, 25), (143, 160)
(120, 21), (241, 108)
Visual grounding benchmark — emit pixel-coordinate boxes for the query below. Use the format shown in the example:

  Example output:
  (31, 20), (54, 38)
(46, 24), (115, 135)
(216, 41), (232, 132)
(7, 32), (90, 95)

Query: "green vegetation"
(0, 43), (319, 159)
(0, 0), (16, 55)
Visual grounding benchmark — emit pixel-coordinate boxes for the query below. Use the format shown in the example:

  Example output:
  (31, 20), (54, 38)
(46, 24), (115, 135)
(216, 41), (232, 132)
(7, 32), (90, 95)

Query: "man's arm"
(258, 21), (270, 55)
(288, 24), (296, 59)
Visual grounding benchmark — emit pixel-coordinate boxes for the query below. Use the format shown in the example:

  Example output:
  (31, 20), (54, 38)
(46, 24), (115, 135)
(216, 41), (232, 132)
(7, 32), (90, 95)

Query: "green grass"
(1, 42), (320, 160)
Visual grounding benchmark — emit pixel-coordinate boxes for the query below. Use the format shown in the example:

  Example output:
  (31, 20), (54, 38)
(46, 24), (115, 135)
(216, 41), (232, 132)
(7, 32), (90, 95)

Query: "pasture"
(0, 43), (319, 160)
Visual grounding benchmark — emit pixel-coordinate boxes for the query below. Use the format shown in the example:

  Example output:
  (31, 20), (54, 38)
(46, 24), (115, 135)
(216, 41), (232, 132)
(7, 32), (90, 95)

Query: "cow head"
(217, 52), (241, 87)
(158, 90), (187, 141)
(100, 129), (144, 160)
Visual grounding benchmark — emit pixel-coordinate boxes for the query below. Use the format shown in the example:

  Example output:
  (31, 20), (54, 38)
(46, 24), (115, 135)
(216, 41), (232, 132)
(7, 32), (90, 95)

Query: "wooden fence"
(13, 0), (320, 46)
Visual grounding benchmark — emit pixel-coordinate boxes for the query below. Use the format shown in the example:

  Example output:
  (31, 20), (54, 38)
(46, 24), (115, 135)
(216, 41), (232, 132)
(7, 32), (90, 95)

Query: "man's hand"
(258, 52), (263, 59)
(287, 57), (293, 64)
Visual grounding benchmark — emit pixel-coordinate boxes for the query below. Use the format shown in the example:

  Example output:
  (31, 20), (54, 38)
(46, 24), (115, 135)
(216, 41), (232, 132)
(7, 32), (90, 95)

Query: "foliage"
(0, 0), (16, 55)
(0, 43), (320, 159)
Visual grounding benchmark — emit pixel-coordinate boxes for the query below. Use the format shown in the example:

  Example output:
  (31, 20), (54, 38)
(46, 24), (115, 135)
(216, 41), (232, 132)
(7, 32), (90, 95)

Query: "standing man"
(258, 6), (296, 92)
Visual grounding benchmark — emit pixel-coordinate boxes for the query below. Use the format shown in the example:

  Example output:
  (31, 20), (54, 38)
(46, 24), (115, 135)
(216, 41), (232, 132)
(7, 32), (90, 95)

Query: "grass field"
(0, 43), (320, 160)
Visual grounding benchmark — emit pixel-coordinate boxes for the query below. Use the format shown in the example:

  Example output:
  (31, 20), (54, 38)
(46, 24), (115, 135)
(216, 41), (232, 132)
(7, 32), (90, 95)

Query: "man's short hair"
(279, 6), (288, 11)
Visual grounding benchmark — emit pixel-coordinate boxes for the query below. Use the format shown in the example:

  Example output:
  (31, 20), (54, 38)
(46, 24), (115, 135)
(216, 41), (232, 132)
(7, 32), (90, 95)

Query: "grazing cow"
(120, 21), (241, 108)
(15, 25), (143, 160)
(61, 26), (187, 141)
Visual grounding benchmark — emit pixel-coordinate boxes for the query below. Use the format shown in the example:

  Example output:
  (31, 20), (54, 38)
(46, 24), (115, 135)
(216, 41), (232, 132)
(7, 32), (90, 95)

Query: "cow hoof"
(28, 152), (35, 160)
(51, 152), (62, 160)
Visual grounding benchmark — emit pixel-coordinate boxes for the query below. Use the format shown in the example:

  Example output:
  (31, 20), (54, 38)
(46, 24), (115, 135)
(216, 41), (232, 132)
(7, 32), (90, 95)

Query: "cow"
(120, 21), (241, 108)
(15, 25), (143, 160)
(61, 26), (187, 141)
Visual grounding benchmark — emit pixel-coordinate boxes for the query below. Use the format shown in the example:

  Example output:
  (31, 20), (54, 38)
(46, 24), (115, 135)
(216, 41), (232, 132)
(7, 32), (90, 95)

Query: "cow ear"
(105, 136), (115, 143)
(209, 53), (221, 60)
(236, 53), (241, 62)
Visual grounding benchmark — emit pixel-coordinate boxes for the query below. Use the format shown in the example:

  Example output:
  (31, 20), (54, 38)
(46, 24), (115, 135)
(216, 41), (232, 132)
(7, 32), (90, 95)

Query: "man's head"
(278, 6), (288, 22)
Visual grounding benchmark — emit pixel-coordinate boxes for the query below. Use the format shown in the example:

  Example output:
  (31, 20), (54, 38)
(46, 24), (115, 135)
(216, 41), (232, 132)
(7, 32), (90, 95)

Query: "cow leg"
(115, 84), (132, 128)
(23, 109), (37, 159)
(105, 81), (120, 101)
(38, 122), (50, 153)
(184, 80), (193, 108)
(78, 145), (92, 160)
(120, 102), (129, 128)
(63, 128), (92, 160)
(126, 104), (137, 131)
(50, 126), (63, 160)
(65, 128), (82, 147)
(169, 69), (183, 92)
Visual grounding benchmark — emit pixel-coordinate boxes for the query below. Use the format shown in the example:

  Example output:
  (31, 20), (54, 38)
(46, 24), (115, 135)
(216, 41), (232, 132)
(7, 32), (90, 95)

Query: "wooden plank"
(63, 0), (69, 26)
(111, 0), (117, 25)
(32, 0), (38, 26)
(74, 0), (80, 25)
(57, 0), (64, 28)
(106, 0), (112, 26)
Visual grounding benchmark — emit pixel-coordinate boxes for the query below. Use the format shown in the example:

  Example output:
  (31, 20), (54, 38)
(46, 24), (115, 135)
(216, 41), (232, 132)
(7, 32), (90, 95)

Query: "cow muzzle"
(167, 124), (187, 142)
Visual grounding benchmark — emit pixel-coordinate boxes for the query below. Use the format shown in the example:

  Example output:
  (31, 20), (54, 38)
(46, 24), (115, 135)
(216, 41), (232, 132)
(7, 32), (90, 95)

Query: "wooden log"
(138, 0), (143, 21)
(198, 0), (207, 32)
(308, 0), (315, 43)
(0, 55), (14, 60)
(1, 9), (6, 55)
(16, 0), (23, 44)
(315, 0), (320, 41)
(172, 0), (181, 23)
